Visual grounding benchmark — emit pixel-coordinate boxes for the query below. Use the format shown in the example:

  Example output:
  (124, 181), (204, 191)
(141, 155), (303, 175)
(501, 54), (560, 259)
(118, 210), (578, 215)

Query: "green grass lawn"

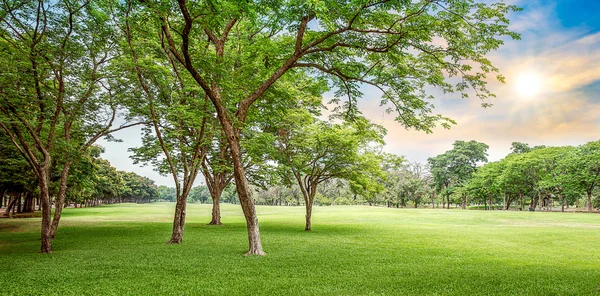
(1, 203), (600, 295)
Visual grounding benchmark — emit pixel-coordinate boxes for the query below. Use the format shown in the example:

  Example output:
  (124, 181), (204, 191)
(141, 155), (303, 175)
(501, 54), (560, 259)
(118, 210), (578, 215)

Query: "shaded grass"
(1, 203), (600, 295)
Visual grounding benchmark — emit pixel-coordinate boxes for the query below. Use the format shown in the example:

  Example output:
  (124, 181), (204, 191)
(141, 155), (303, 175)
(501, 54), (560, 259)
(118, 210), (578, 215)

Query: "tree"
(273, 111), (386, 230)
(133, 0), (519, 254)
(428, 140), (489, 209)
(120, 2), (213, 244)
(570, 141), (600, 212)
(0, 0), (141, 253)
(158, 186), (177, 202)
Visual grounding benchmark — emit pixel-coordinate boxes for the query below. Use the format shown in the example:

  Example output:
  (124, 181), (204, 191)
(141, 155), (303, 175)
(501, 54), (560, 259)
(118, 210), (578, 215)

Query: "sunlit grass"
(1, 203), (600, 295)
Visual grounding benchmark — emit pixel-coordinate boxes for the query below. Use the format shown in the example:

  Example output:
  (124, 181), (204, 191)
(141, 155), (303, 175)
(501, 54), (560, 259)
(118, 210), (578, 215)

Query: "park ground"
(1, 203), (600, 295)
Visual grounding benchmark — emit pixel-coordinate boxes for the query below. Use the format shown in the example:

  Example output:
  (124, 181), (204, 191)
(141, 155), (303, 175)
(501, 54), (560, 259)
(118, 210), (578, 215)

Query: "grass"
(1, 203), (600, 295)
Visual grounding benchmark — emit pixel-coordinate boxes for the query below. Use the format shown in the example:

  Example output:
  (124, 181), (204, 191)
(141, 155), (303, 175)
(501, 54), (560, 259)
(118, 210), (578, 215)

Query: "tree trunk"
(209, 194), (222, 225)
(23, 193), (34, 213)
(587, 191), (593, 212)
(305, 201), (313, 231)
(519, 192), (523, 211)
(39, 168), (53, 253)
(2, 195), (18, 217)
(50, 162), (72, 239)
(167, 195), (186, 244)
(16, 193), (22, 213)
(219, 118), (265, 255)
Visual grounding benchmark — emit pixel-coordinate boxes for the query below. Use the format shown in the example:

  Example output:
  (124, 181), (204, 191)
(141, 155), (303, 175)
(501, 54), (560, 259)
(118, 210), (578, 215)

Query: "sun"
(515, 73), (542, 98)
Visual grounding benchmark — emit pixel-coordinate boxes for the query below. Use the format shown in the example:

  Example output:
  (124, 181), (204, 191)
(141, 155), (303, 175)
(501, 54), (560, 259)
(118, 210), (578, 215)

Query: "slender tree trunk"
(50, 162), (72, 239)
(519, 192), (523, 211)
(587, 191), (593, 212)
(16, 193), (22, 213)
(305, 200), (313, 231)
(38, 167), (53, 253)
(219, 118), (264, 255)
(167, 195), (186, 244)
(2, 195), (17, 217)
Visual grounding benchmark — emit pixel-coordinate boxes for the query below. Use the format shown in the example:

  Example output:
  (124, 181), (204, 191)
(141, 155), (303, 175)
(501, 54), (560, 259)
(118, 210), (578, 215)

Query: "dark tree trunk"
(23, 193), (34, 213)
(504, 197), (512, 210)
(2, 195), (18, 217)
(16, 193), (22, 213)
(587, 191), (593, 212)
(519, 192), (523, 211)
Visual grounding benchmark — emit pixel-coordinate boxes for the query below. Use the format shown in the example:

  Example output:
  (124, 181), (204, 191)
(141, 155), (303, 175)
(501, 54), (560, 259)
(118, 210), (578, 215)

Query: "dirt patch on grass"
(0, 224), (20, 232)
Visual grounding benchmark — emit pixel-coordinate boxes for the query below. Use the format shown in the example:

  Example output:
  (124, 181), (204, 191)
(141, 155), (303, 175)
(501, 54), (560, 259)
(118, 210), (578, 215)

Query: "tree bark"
(587, 191), (593, 212)
(217, 114), (264, 255)
(167, 196), (186, 244)
(23, 192), (34, 213)
(39, 167), (53, 253)
(50, 162), (72, 239)
(209, 194), (222, 225)
(305, 201), (313, 231)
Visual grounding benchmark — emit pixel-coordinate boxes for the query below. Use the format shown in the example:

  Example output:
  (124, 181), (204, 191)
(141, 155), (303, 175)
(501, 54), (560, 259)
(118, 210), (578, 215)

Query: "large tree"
(121, 2), (214, 244)
(133, 0), (519, 254)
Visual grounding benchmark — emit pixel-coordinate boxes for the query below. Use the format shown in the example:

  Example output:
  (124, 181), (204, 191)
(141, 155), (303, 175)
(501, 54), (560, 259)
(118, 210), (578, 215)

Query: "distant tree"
(273, 111), (386, 230)
(569, 141), (600, 212)
(188, 185), (210, 204)
(510, 142), (546, 155)
(158, 186), (177, 202)
(428, 140), (489, 209)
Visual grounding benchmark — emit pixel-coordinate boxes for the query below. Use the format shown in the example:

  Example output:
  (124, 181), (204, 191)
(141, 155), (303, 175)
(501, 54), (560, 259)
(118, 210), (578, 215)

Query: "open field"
(1, 203), (600, 295)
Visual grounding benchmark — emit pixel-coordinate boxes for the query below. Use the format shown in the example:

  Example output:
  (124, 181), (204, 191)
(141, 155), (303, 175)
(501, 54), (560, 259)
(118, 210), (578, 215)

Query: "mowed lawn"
(1, 203), (600, 295)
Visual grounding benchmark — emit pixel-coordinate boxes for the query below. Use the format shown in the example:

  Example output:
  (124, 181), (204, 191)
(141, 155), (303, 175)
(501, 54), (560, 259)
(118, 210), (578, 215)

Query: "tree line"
(1, 141), (160, 217)
(0, 0), (520, 254)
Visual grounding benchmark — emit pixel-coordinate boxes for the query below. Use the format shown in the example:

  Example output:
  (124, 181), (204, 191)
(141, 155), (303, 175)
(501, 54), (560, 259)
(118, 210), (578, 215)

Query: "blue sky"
(99, 0), (600, 186)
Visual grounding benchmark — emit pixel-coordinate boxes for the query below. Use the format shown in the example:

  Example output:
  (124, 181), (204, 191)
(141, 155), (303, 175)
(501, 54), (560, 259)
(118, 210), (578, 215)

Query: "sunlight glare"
(515, 73), (542, 98)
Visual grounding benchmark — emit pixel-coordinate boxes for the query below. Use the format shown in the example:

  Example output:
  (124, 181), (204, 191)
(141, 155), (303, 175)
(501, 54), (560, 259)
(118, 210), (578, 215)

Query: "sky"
(98, 0), (600, 187)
